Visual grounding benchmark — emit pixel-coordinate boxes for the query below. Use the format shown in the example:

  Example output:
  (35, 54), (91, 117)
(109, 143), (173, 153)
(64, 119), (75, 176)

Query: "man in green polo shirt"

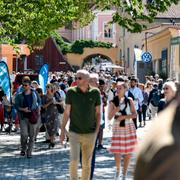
(60, 69), (101, 180)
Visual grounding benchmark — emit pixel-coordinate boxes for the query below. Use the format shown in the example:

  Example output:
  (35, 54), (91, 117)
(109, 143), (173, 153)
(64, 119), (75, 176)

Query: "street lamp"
(145, 32), (156, 52)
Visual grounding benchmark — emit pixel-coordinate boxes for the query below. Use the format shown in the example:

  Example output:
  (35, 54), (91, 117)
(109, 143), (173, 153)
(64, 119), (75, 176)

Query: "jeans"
(138, 104), (147, 122)
(90, 138), (98, 180)
(69, 131), (97, 180)
(20, 118), (36, 155)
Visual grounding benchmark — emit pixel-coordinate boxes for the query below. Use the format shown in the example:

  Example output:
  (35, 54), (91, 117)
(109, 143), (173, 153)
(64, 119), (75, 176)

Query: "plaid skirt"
(109, 119), (137, 154)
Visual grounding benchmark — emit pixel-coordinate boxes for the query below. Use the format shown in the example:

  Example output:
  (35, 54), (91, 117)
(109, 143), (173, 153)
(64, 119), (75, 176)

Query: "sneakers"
(27, 154), (32, 159)
(42, 139), (50, 143)
(20, 150), (32, 158)
(97, 144), (106, 150)
(27, 150), (32, 158)
(139, 122), (142, 127)
(122, 175), (126, 180)
(48, 142), (55, 149)
(114, 171), (120, 180)
(143, 121), (146, 126)
(20, 151), (25, 156)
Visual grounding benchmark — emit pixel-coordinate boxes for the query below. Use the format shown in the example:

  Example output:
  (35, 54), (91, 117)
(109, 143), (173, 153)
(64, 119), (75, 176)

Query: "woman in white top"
(108, 81), (137, 180)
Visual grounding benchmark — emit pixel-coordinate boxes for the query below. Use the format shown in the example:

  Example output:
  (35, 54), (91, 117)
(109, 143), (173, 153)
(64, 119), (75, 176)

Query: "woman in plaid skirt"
(108, 81), (137, 180)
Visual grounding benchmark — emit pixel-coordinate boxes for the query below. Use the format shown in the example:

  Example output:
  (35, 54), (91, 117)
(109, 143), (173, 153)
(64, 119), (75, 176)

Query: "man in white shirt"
(127, 78), (144, 129)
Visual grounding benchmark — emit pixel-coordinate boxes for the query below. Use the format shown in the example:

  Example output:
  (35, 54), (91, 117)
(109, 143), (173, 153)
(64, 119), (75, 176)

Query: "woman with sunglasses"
(158, 81), (177, 113)
(41, 83), (58, 148)
(108, 81), (137, 180)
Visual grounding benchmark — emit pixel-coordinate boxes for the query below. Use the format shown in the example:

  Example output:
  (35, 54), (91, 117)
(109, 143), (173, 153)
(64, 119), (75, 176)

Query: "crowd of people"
(0, 69), (179, 180)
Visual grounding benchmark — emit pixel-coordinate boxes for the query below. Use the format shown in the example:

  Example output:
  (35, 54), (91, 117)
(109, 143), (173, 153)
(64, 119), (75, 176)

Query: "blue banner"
(38, 64), (49, 94)
(0, 61), (11, 102)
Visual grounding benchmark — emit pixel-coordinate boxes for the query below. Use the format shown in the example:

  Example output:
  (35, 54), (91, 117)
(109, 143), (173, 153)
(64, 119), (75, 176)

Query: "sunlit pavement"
(0, 119), (152, 180)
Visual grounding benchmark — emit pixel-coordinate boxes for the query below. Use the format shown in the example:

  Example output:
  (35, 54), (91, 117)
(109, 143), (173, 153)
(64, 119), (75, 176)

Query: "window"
(35, 54), (44, 70)
(104, 23), (113, 38)
(161, 49), (168, 75)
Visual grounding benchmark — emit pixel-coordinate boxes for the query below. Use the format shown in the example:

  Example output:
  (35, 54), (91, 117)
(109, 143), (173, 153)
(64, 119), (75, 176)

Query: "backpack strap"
(128, 90), (135, 100)
(54, 91), (62, 102)
(111, 89), (116, 97)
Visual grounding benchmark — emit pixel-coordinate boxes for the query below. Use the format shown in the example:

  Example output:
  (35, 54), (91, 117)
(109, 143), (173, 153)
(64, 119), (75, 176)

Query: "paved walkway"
(0, 120), (152, 180)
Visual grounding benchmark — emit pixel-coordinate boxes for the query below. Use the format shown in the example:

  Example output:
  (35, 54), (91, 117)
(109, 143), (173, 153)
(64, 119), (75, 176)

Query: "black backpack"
(54, 91), (64, 114)
(151, 90), (161, 107)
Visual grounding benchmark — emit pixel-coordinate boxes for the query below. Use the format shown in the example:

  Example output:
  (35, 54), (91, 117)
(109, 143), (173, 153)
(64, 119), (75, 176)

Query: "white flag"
(134, 48), (143, 61)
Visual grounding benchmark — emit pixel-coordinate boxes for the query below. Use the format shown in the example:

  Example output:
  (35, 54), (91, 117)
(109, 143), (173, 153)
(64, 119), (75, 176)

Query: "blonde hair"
(163, 81), (177, 93)
(116, 81), (128, 90)
(77, 69), (90, 80)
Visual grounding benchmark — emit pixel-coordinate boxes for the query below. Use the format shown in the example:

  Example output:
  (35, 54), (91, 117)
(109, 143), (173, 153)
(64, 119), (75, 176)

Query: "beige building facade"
(65, 47), (118, 67)
(147, 27), (180, 80)
(118, 2), (180, 78)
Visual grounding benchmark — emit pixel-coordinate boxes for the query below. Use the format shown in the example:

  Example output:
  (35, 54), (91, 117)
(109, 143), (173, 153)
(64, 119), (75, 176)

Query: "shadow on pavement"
(0, 133), (136, 180)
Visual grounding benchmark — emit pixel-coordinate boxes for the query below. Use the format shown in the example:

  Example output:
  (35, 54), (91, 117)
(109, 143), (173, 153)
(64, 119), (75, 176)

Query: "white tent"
(103, 64), (124, 69)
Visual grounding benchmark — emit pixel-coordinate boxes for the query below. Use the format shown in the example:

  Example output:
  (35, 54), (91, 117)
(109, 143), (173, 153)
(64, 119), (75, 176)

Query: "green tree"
(0, 0), (94, 46)
(0, 0), (178, 46)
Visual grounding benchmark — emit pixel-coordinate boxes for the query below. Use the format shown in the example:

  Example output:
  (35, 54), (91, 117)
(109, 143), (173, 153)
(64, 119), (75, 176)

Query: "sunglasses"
(46, 86), (51, 89)
(23, 84), (29, 87)
(76, 77), (82, 80)
(163, 87), (169, 90)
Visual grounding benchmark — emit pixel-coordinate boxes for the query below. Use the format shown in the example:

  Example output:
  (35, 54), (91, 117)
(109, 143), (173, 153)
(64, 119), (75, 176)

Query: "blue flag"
(0, 61), (11, 102)
(38, 64), (49, 94)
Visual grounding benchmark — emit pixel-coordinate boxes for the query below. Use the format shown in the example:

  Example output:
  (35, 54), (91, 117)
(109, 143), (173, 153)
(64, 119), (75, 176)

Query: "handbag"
(56, 104), (64, 114)
(41, 107), (48, 123)
(29, 109), (39, 124)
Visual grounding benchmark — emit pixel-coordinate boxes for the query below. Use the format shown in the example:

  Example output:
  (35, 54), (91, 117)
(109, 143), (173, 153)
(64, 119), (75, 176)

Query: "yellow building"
(146, 27), (180, 80)
(65, 47), (118, 68)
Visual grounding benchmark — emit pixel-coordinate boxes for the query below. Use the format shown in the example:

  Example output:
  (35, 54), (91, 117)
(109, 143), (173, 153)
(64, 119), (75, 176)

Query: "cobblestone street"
(0, 120), (152, 180)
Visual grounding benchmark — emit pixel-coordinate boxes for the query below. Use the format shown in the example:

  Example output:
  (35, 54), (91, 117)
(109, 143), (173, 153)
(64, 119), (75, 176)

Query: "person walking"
(60, 69), (101, 180)
(0, 86), (5, 131)
(138, 83), (149, 127)
(128, 78), (143, 129)
(42, 83), (58, 148)
(148, 83), (161, 118)
(158, 81), (176, 112)
(108, 81), (137, 180)
(53, 82), (65, 136)
(15, 76), (40, 158)
(97, 78), (107, 150)
(134, 85), (180, 180)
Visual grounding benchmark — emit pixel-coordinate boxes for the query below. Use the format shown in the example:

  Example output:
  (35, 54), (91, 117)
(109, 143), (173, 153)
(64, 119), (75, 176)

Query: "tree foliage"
(0, 0), (178, 46)
(0, 0), (94, 46)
